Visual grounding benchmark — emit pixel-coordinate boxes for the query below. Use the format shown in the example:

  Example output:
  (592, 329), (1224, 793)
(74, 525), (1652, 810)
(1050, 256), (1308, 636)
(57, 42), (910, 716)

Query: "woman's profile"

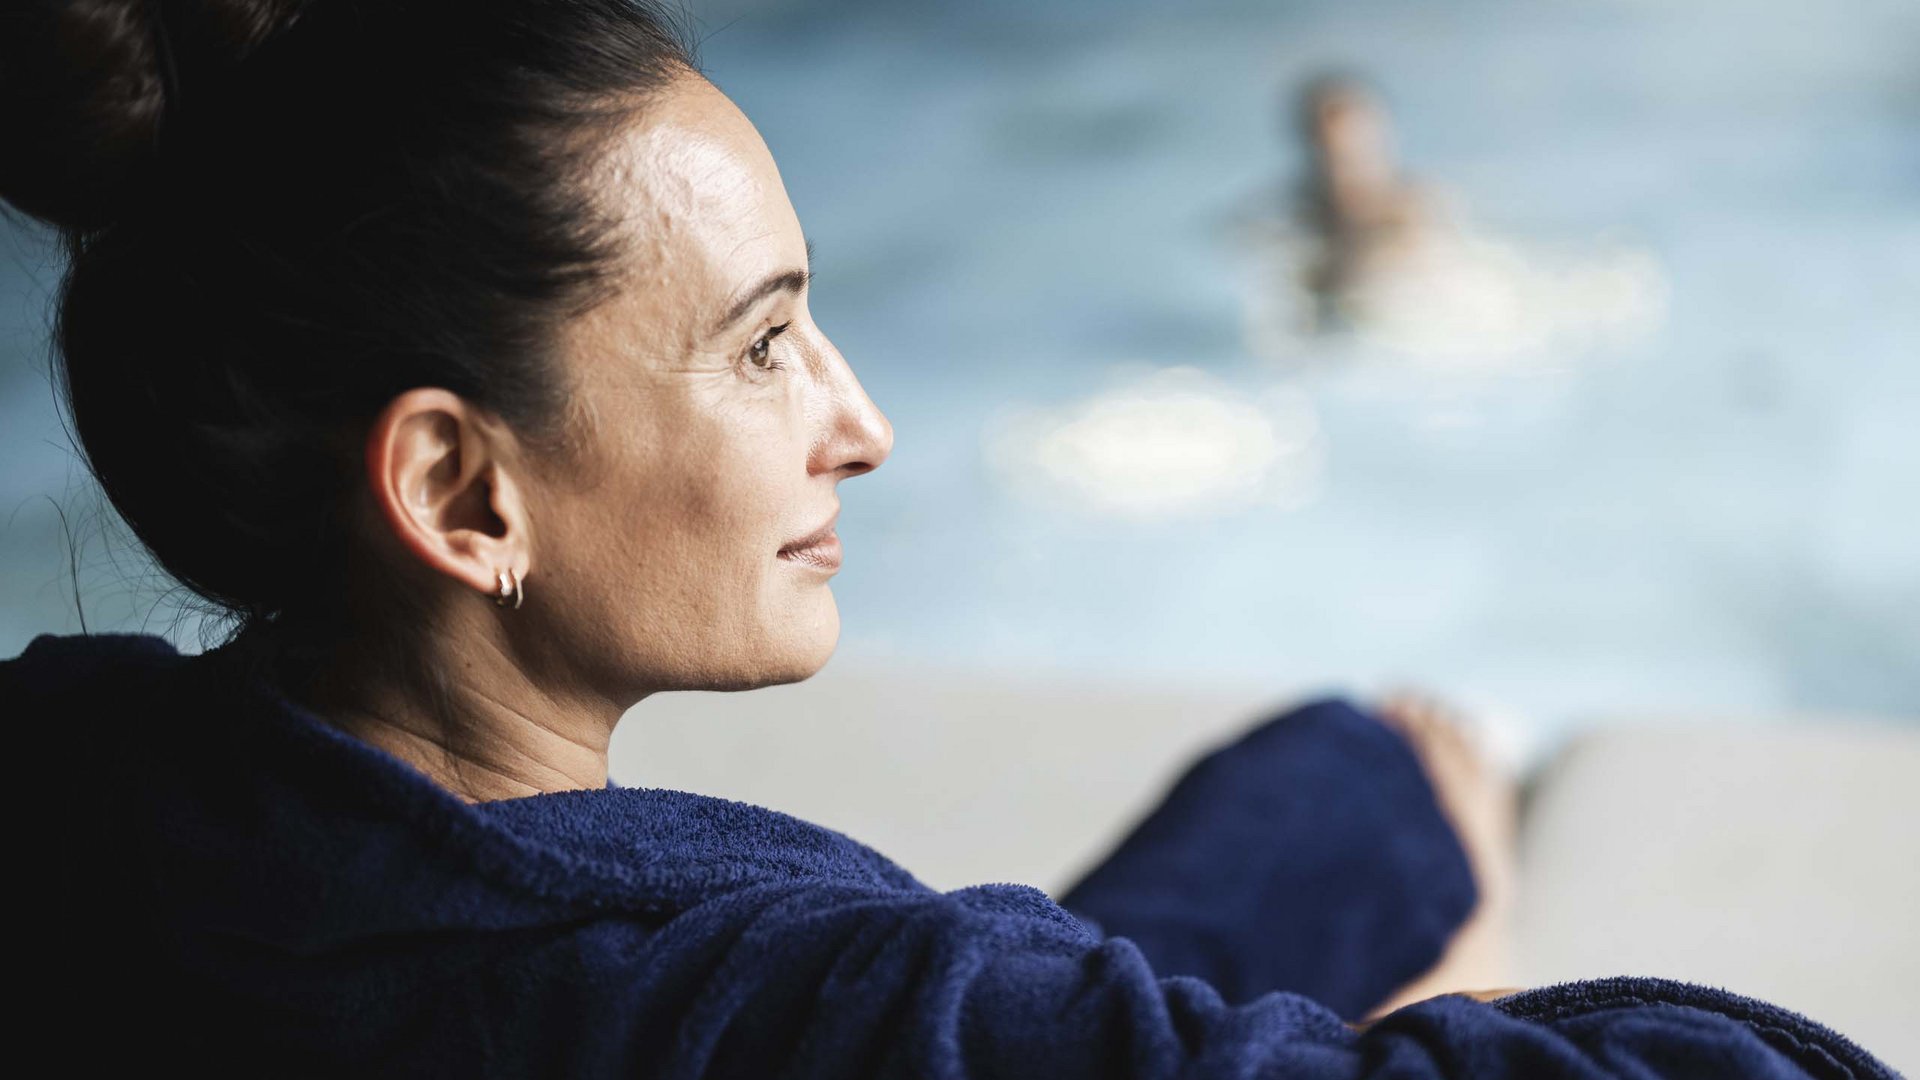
(0, 2), (1897, 1076)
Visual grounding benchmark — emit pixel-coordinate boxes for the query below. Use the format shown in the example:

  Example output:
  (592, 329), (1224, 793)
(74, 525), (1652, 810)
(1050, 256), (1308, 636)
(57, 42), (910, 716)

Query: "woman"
(0, 2), (1896, 1076)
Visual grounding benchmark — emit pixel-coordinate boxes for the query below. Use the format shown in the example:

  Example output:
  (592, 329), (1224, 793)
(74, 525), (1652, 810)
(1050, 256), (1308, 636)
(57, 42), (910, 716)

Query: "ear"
(363, 388), (530, 601)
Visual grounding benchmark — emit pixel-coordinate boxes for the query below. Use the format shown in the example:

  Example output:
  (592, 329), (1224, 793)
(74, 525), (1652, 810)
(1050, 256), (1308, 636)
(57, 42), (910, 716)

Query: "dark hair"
(0, 1), (697, 692)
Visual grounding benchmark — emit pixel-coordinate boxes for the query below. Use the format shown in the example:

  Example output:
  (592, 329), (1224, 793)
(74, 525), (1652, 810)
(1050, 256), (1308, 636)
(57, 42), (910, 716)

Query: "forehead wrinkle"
(570, 77), (804, 376)
(579, 169), (705, 361)
(596, 114), (774, 353)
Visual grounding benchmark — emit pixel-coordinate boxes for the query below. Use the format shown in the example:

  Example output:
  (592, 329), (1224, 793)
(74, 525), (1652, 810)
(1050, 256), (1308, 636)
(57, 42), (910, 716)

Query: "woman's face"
(526, 74), (892, 704)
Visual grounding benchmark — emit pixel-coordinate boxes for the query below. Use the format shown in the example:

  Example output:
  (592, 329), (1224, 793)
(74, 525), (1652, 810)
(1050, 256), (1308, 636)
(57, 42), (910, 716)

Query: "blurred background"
(5, 0), (1917, 744)
(3, 0), (1917, 1064)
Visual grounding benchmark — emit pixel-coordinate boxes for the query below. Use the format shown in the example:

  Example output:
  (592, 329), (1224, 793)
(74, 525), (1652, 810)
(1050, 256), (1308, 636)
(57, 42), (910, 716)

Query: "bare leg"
(1363, 694), (1520, 1019)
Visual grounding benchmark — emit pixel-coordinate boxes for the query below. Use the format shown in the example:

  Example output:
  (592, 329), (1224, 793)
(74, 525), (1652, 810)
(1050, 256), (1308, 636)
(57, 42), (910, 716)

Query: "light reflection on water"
(985, 366), (1326, 519)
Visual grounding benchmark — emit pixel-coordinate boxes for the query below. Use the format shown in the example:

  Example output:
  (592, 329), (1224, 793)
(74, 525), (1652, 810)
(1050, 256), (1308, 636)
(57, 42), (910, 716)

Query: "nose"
(812, 344), (893, 480)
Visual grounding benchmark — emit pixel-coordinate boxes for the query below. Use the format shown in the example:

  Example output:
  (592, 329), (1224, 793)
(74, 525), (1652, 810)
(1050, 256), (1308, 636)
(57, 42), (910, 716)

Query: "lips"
(778, 533), (842, 571)
(778, 511), (842, 571)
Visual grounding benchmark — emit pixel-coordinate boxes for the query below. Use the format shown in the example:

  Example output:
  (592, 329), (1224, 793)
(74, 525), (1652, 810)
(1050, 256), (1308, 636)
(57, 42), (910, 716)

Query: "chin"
(759, 602), (840, 687)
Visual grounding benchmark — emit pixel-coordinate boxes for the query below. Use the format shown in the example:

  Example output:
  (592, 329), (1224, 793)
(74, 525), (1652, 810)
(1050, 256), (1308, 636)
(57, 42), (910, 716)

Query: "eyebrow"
(711, 238), (815, 336)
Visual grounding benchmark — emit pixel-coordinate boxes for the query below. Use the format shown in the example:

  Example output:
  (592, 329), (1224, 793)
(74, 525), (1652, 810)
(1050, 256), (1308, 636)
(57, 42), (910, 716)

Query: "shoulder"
(1, 630), (182, 681)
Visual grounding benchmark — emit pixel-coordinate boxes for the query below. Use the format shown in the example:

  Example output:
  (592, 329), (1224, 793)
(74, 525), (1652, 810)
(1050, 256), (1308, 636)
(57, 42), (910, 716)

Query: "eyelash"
(746, 322), (793, 374)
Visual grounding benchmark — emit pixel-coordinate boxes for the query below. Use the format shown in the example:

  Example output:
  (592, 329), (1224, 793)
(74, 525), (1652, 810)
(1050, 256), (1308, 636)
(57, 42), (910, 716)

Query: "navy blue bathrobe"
(2, 631), (1896, 1077)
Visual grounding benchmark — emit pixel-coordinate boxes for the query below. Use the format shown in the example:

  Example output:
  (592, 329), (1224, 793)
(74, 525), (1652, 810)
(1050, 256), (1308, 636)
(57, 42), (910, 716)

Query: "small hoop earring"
(492, 567), (524, 610)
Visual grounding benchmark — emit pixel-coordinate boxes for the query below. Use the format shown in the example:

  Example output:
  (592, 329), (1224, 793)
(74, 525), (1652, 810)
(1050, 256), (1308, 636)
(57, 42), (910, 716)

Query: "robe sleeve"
(524, 877), (1890, 1079)
(1057, 696), (1478, 1017)
(519, 700), (1889, 1078)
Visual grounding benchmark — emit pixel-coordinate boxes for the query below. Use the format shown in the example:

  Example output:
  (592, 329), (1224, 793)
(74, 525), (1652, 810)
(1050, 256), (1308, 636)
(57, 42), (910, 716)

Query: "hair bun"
(0, 0), (307, 234)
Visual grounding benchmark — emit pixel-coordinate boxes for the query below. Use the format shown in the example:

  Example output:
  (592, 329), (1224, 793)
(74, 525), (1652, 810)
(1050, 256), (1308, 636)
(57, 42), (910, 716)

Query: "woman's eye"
(747, 322), (792, 372)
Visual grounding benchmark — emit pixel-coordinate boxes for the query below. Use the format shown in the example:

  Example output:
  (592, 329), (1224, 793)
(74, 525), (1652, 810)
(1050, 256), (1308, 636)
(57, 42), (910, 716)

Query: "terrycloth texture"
(3, 630), (1898, 1078)
(1055, 696), (1477, 1015)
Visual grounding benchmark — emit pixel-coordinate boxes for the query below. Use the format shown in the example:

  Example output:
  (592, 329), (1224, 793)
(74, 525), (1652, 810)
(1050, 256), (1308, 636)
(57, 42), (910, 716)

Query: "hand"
(1358, 695), (1519, 1020)
(1345, 986), (1527, 1031)
(1451, 986), (1524, 1003)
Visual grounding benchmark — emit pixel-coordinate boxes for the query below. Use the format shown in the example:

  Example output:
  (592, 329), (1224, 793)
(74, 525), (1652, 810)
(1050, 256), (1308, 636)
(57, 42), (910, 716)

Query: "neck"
(329, 696), (612, 804)
(287, 622), (620, 804)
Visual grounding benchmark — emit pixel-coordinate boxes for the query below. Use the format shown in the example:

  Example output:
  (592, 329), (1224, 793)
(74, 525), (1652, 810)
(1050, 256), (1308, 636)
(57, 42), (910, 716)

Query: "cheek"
(600, 395), (794, 578)
(531, 379), (830, 689)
